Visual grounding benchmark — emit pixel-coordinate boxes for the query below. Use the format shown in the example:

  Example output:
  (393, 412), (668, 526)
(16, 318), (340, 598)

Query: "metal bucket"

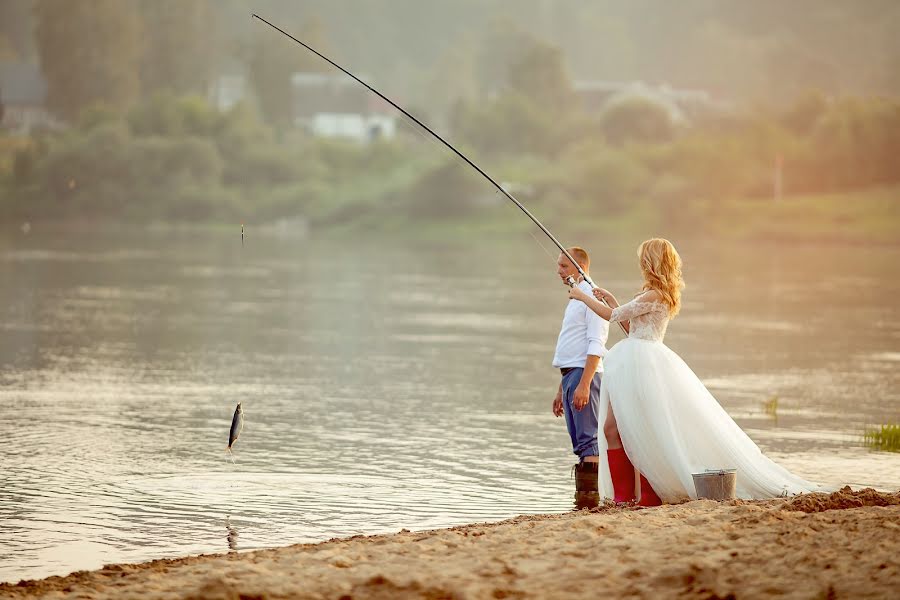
(692, 469), (737, 500)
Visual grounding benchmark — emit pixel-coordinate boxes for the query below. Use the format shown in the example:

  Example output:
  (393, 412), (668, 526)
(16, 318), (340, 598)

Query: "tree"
(244, 17), (330, 128)
(599, 95), (678, 146)
(507, 40), (573, 112)
(421, 39), (478, 127)
(475, 18), (542, 98)
(561, 143), (650, 214)
(404, 159), (484, 219)
(451, 92), (570, 157)
(0, 34), (17, 61)
(0, 0), (35, 60)
(138, 0), (215, 96)
(33, 0), (141, 120)
(780, 90), (829, 136)
(764, 42), (839, 100)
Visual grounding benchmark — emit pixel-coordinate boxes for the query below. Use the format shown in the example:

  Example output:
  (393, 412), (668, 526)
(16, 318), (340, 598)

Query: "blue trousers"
(561, 368), (601, 460)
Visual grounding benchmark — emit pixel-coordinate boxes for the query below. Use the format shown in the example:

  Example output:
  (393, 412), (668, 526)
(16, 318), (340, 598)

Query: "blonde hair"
(638, 238), (684, 318)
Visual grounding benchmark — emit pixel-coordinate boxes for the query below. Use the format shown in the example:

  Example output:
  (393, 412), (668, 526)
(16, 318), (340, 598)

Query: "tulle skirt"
(598, 338), (822, 501)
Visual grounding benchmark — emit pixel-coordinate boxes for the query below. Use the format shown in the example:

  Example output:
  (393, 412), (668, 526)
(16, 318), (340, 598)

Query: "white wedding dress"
(598, 292), (822, 502)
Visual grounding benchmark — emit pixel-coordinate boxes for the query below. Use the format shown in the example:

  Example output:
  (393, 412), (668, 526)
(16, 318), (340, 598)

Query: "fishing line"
(251, 13), (625, 332)
(528, 226), (558, 263)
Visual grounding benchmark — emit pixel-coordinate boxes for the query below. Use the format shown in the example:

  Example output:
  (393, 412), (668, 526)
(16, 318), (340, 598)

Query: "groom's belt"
(560, 367), (579, 376)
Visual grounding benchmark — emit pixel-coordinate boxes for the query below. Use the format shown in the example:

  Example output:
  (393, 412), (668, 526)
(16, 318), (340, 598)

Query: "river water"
(1, 229), (897, 582)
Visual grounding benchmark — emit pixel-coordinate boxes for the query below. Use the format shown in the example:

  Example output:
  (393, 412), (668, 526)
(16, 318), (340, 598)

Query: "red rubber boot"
(637, 473), (663, 506)
(606, 448), (636, 503)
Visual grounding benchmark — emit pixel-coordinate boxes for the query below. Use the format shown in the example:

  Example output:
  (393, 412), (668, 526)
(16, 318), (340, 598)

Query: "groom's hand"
(552, 393), (563, 417)
(573, 381), (590, 411)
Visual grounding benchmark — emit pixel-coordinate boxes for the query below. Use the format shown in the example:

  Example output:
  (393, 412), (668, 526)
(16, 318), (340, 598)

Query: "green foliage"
(0, 1), (33, 60)
(506, 41), (574, 111)
(402, 159), (485, 219)
(599, 95), (678, 146)
(12, 144), (37, 185)
(644, 132), (760, 201)
(33, 0), (141, 120)
(223, 144), (324, 188)
(129, 93), (222, 138)
(805, 97), (900, 191)
(214, 104), (273, 159)
(162, 185), (237, 221)
(137, 0), (214, 96)
(452, 93), (572, 157)
(422, 43), (479, 122)
(0, 135), (35, 182)
(451, 26), (581, 157)
(763, 395), (779, 417)
(134, 136), (224, 188)
(474, 18), (543, 98)
(253, 179), (332, 221)
(863, 424), (900, 453)
(31, 120), (224, 219)
(698, 184), (900, 246)
(244, 18), (330, 128)
(558, 142), (650, 214)
(1, 93), (427, 225)
(78, 105), (121, 132)
(779, 90), (830, 136)
(3, 82), (898, 234)
(22, 0), (900, 124)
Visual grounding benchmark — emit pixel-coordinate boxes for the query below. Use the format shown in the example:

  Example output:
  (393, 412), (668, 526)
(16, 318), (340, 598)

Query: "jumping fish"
(227, 402), (243, 461)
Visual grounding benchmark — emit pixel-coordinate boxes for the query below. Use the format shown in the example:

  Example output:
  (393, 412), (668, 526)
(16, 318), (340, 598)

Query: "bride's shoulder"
(634, 289), (662, 302)
(634, 289), (668, 308)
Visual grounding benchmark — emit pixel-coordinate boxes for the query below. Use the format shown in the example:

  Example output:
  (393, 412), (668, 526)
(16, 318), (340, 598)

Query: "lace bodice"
(610, 296), (670, 342)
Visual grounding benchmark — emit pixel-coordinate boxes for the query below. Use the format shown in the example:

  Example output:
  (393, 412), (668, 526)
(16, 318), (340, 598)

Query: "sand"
(2, 487), (898, 600)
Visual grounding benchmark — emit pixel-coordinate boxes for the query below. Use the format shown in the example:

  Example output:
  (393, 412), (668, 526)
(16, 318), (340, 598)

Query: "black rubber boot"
(573, 461), (599, 493)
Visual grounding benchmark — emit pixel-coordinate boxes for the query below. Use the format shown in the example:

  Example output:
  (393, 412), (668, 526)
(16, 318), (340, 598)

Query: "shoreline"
(3, 487), (898, 599)
(3, 217), (900, 252)
(3, 182), (900, 249)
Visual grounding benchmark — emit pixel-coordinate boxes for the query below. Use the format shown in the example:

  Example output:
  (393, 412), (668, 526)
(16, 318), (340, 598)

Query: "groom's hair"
(566, 246), (590, 269)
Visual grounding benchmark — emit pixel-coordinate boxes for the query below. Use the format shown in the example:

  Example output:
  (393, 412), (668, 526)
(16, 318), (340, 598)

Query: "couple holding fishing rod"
(252, 15), (825, 503)
(551, 239), (821, 503)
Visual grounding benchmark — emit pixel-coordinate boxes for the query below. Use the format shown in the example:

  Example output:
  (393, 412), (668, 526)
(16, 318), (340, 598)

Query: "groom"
(551, 247), (609, 494)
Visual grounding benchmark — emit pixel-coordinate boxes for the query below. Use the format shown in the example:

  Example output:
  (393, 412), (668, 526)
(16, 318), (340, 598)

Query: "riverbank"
(363, 184), (900, 247)
(5, 183), (896, 250)
(240, 181), (900, 248)
(3, 487), (897, 599)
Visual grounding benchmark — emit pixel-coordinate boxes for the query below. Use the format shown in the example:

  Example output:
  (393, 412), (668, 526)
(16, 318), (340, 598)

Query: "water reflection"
(226, 518), (238, 552)
(573, 492), (600, 510)
(0, 231), (897, 583)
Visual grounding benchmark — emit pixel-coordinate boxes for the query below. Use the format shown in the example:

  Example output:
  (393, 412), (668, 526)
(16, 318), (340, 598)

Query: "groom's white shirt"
(552, 279), (609, 373)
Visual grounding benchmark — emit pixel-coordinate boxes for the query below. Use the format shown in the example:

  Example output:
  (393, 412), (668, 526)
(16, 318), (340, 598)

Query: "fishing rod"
(251, 13), (626, 333)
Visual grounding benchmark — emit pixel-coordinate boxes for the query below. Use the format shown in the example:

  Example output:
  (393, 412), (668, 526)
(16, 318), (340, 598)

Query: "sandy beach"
(2, 487), (898, 599)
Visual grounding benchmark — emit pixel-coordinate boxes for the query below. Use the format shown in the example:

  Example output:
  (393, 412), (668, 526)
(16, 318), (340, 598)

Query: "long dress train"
(597, 294), (824, 502)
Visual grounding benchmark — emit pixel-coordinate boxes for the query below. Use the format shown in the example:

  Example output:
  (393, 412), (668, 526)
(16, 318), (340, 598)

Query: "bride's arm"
(593, 289), (630, 334)
(570, 288), (660, 329)
(592, 288), (619, 308)
(568, 287), (614, 321)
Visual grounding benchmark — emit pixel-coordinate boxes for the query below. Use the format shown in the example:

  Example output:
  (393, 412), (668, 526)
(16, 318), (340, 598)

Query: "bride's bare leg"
(603, 400), (623, 450)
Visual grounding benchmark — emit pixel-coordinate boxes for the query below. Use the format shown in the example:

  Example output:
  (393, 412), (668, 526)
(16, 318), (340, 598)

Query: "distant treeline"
(1, 86), (898, 227)
(3, 0), (899, 120)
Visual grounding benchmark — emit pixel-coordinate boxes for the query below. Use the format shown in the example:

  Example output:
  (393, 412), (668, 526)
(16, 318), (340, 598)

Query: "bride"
(567, 238), (821, 503)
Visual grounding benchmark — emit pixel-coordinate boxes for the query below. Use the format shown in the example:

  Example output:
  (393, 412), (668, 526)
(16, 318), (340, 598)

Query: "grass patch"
(708, 185), (900, 245)
(0, 135), (33, 175)
(763, 395), (779, 418)
(327, 184), (899, 248)
(863, 423), (900, 452)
